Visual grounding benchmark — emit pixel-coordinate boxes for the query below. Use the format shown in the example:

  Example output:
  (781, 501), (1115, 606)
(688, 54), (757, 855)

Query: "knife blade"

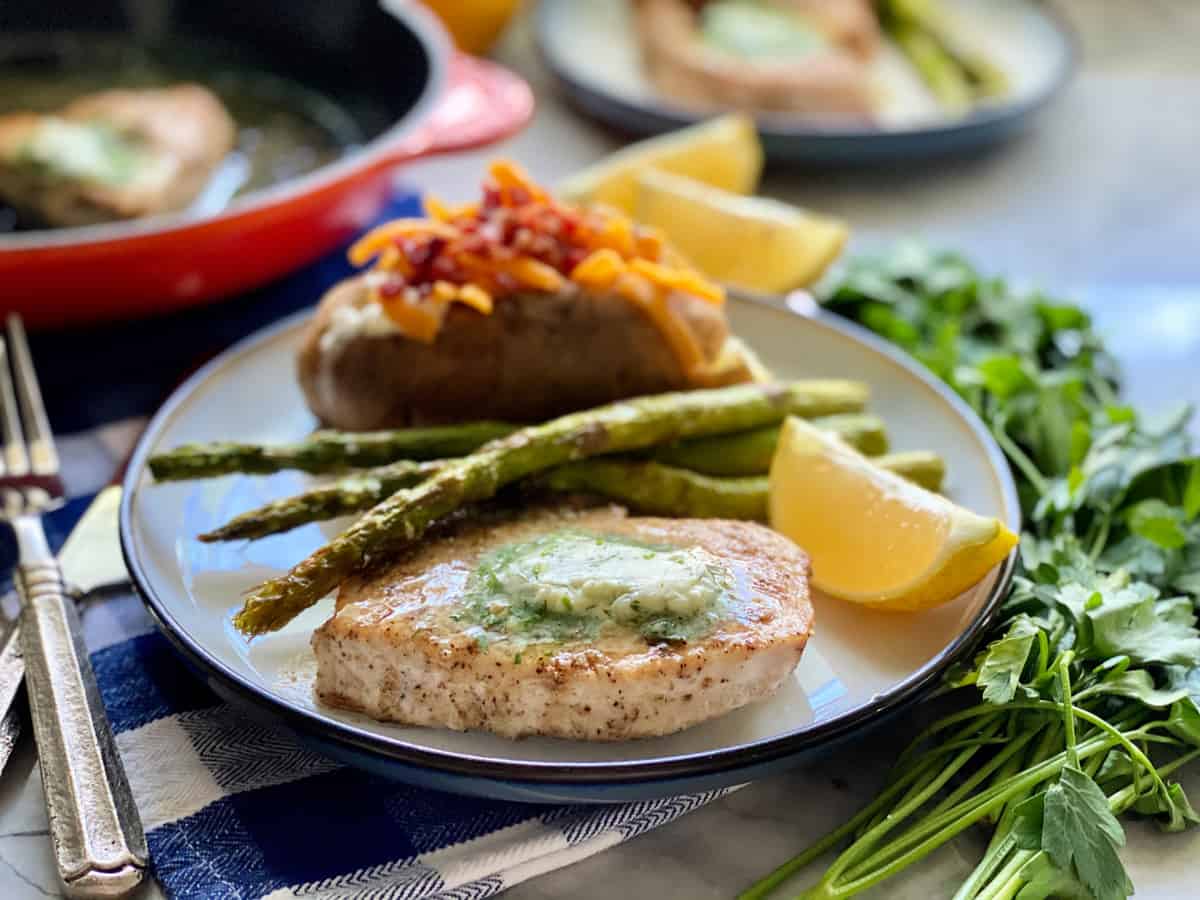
(0, 486), (128, 774)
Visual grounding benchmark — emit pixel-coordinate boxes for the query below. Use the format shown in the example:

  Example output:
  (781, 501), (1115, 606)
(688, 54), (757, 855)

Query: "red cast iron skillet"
(0, 0), (533, 328)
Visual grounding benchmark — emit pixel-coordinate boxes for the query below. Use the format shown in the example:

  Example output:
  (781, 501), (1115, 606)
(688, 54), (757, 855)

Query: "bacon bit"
(377, 275), (406, 298)
(349, 220), (458, 266)
(348, 158), (723, 372)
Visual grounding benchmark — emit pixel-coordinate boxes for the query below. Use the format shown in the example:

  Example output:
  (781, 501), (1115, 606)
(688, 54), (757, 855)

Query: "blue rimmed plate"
(120, 295), (1019, 803)
(535, 0), (1076, 164)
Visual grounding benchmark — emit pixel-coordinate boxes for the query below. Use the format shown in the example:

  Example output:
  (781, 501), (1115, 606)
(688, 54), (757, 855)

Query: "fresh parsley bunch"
(744, 246), (1200, 900)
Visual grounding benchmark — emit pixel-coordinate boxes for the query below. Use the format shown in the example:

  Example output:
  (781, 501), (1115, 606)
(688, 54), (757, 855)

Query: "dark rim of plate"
(533, 0), (1079, 146)
(120, 300), (1021, 787)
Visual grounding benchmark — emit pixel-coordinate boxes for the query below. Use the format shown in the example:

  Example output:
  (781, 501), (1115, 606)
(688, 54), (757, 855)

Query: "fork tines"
(0, 316), (62, 495)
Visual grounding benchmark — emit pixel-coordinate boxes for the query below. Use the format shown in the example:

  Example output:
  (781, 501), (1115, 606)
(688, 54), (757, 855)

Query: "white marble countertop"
(4, 2), (1200, 897)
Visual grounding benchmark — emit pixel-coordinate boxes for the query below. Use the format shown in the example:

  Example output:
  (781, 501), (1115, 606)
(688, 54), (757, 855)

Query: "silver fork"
(0, 315), (148, 898)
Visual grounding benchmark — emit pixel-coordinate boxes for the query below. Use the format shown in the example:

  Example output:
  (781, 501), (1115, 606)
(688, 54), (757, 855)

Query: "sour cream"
(317, 295), (399, 356)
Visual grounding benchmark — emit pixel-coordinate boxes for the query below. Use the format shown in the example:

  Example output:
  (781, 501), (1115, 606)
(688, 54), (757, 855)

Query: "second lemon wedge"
(768, 417), (1017, 612)
(635, 169), (849, 293)
(558, 115), (763, 214)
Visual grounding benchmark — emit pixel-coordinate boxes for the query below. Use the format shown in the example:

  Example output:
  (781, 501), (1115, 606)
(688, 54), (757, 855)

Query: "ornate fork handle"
(16, 518), (148, 897)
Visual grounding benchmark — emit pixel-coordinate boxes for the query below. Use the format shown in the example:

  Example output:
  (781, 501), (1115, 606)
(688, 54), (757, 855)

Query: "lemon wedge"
(768, 417), (1017, 612)
(558, 115), (763, 213)
(634, 168), (849, 293)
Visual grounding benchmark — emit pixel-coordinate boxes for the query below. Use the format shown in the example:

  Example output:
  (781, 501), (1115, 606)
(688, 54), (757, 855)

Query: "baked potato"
(299, 273), (759, 430)
(296, 160), (763, 430)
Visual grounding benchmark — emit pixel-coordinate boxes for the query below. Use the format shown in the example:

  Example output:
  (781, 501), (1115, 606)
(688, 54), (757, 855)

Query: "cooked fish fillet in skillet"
(312, 505), (813, 740)
(0, 84), (235, 227)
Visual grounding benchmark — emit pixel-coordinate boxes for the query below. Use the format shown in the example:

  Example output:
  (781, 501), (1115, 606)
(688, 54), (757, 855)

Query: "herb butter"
(461, 529), (733, 645)
(20, 119), (155, 187)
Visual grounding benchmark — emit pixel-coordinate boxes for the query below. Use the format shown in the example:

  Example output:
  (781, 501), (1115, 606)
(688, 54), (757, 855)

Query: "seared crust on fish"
(633, 0), (876, 117)
(312, 505), (813, 740)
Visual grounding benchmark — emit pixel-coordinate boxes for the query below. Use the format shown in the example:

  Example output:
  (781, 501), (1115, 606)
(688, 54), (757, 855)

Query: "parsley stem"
(952, 832), (1019, 900)
(843, 725), (1038, 881)
(893, 703), (1007, 769)
(974, 854), (1036, 900)
(736, 750), (948, 900)
(808, 730), (1124, 899)
(813, 728), (997, 891)
(958, 723), (1062, 900)
(989, 421), (1048, 496)
(1007, 701), (1169, 800)
(973, 751), (1200, 900)
(856, 734), (1013, 837)
(972, 848), (1035, 900)
(1057, 654), (1079, 768)
(1087, 513), (1112, 560)
(856, 713), (1009, 838)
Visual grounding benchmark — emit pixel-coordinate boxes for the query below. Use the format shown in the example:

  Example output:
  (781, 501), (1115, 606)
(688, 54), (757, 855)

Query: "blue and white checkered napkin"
(15, 495), (726, 900)
(8, 190), (728, 900)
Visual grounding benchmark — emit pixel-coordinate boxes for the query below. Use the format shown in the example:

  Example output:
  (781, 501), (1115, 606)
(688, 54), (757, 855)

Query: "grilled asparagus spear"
(232, 380), (869, 635)
(201, 412), (888, 542)
(651, 413), (887, 475)
(150, 379), (874, 481)
(200, 460), (440, 542)
(542, 452), (945, 520)
(148, 422), (517, 480)
(880, 0), (1008, 110)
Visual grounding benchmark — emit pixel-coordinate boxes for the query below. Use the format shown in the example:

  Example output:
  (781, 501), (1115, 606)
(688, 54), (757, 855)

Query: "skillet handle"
(391, 54), (534, 160)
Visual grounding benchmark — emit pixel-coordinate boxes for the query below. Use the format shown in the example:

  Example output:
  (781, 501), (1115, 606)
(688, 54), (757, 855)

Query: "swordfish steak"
(312, 505), (813, 740)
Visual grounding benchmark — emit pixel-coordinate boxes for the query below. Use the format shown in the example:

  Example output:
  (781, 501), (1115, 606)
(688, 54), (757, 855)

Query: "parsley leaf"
(1042, 766), (1132, 900)
(1127, 499), (1188, 549)
(1078, 667), (1189, 708)
(1132, 781), (1200, 833)
(1057, 580), (1200, 665)
(976, 615), (1040, 703)
(1166, 698), (1200, 747)
(746, 245), (1200, 900)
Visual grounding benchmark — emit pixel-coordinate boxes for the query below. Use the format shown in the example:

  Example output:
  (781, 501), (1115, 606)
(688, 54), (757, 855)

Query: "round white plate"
(121, 296), (1020, 802)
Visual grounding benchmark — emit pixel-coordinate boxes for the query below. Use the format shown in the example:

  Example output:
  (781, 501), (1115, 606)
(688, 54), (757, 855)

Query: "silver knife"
(0, 486), (128, 773)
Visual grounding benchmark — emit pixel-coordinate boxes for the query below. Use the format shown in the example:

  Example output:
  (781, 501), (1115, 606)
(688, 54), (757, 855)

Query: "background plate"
(536, 0), (1076, 164)
(121, 297), (1020, 802)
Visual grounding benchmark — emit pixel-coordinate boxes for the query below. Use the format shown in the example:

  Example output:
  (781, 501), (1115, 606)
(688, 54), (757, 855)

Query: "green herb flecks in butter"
(17, 118), (154, 187)
(459, 529), (733, 646)
(700, 2), (827, 60)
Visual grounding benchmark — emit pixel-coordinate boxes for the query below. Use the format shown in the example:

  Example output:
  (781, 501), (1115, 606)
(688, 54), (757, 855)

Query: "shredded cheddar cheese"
(348, 160), (726, 371)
